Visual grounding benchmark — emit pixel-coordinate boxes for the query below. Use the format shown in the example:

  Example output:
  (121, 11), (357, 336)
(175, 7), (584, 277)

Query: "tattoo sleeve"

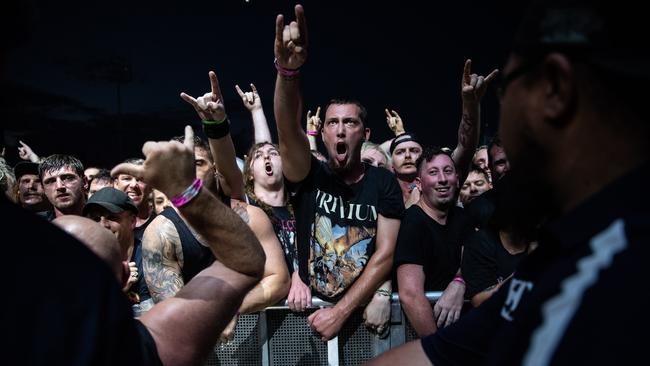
(142, 216), (185, 303)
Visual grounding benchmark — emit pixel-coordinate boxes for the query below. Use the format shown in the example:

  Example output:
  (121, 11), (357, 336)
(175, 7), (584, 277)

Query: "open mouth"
(265, 162), (273, 176)
(335, 142), (348, 162)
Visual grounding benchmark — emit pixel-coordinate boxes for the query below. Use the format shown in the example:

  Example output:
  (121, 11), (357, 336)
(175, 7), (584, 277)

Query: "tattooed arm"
(141, 215), (185, 303)
(452, 59), (498, 183)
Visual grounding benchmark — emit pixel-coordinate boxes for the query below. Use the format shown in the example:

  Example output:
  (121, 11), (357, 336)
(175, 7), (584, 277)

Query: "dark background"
(2, 0), (526, 169)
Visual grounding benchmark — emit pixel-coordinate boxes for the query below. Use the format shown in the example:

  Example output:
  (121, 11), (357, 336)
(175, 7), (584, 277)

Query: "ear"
(364, 127), (371, 141)
(120, 261), (130, 288)
(130, 213), (136, 229)
(415, 176), (422, 192)
(541, 53), (577, 126)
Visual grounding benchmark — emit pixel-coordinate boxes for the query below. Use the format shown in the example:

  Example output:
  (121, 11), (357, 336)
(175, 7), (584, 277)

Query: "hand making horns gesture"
(275, 4), (308, 70)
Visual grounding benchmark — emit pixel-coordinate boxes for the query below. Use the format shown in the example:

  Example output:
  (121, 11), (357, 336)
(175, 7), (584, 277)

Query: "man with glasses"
(368, 0), (650, 364)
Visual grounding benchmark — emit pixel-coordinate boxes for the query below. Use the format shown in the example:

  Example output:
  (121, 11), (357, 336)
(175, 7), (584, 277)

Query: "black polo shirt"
(422, 162), (650, 365)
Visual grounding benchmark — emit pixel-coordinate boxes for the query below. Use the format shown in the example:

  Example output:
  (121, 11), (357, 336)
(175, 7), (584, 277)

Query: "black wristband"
(203, 119), (230, 139)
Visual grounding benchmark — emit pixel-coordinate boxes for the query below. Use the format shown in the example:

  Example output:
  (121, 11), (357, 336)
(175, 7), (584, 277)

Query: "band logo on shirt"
(501, 278), (534, 321)
(316, 189), (378, 223)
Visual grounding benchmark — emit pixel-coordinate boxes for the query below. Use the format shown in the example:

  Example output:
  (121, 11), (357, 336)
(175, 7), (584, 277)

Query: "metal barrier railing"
(205, 292), (443, 366)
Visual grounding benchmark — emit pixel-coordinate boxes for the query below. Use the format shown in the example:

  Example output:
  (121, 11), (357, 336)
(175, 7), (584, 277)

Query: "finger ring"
(131, 272), (137, 277)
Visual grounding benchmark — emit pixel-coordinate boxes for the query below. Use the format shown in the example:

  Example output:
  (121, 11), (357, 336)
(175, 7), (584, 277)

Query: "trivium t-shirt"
(291, 157), (404, 301)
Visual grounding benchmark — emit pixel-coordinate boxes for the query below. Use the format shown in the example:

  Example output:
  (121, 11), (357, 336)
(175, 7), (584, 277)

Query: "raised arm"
(113, 126), (265, 365)
(141, 215), (185, 303)
(181, 71), (245, 200)
(112, 126), (264, 280)
(236, 83), (272, 143)
(18, 140), (41, 163)
(379, 109), (406, 153)
(273, 4), (311, 183)
(306, 106), (322, 151)
(308, 214), (401, 341)
(452, 59), (498, 182)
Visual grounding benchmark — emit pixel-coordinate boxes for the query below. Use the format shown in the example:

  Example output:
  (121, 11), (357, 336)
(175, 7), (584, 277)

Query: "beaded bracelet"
(171, 178), (203, 207)
(307, 130), (319, 136)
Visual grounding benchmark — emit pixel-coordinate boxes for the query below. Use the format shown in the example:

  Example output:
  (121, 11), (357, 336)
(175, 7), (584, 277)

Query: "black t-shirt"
(291, 156), (404, 301)
(134, 212), (156, 244)
(393, 205), (472, 291)
(1, 197), (161, 365)
(421, 163), (650, 365)
(464, 192), (495, 230)
(127, 236), (152, 303)
(249, 198), (298, 274)
(461, 228), (526, 300)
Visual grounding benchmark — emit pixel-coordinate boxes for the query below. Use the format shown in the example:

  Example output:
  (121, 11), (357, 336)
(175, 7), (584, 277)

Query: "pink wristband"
(453, 275), (465, 285)
(274, 58), (300, 77)
(307, 130), (318, 136)
(171, 179), (203, 207)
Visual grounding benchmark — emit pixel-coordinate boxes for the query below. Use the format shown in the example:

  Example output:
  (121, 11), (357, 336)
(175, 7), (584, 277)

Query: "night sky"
(2, 0), (526, 169)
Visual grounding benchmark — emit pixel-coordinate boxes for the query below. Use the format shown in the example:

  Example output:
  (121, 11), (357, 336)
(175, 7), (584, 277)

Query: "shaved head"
(53, 216), (123, 281)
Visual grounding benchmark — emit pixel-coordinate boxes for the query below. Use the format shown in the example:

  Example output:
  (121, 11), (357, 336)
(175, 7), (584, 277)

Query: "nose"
(335, 121), (345, 137)
(469, 183), (478, 193)
(99, 216), (111, 229)
(55, 177), (66, 190)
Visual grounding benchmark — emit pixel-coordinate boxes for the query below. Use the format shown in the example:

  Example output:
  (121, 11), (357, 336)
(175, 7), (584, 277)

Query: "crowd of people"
(2, 0), (648, 364)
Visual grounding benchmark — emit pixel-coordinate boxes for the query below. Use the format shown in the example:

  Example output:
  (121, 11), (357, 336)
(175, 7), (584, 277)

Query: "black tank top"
(160, 207), (215, 283)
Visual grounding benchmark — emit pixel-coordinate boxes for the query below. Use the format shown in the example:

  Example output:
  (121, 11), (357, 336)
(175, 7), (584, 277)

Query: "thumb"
(183, 125), (195, 151)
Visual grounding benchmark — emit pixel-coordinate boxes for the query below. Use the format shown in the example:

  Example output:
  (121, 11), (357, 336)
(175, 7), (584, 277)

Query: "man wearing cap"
(84, 187), (153, 313)
(389, 59), (497, 209)
(389, 132), (424, 208)
(13, 161), (51, 212)
(368, 0), (650, 364)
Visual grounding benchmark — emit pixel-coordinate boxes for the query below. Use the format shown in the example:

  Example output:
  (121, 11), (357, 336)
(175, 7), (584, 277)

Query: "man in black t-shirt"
(368, 0), (650, 364)
(274, 6), (404, 341)
(394, 148), (473, 337)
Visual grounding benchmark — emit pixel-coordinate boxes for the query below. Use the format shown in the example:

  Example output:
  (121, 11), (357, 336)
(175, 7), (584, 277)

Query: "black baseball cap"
(83, 187), (138, 215)
(513, 0), (648, 79)
(389, 132), (422, 155)
(13, 162), (40, 179)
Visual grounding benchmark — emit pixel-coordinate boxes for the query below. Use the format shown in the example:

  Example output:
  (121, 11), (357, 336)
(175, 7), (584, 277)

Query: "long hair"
(243, 142), (293, 218)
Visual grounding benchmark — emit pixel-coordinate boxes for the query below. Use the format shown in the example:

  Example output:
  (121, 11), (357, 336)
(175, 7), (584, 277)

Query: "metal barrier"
(205, 292), (442, 366)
